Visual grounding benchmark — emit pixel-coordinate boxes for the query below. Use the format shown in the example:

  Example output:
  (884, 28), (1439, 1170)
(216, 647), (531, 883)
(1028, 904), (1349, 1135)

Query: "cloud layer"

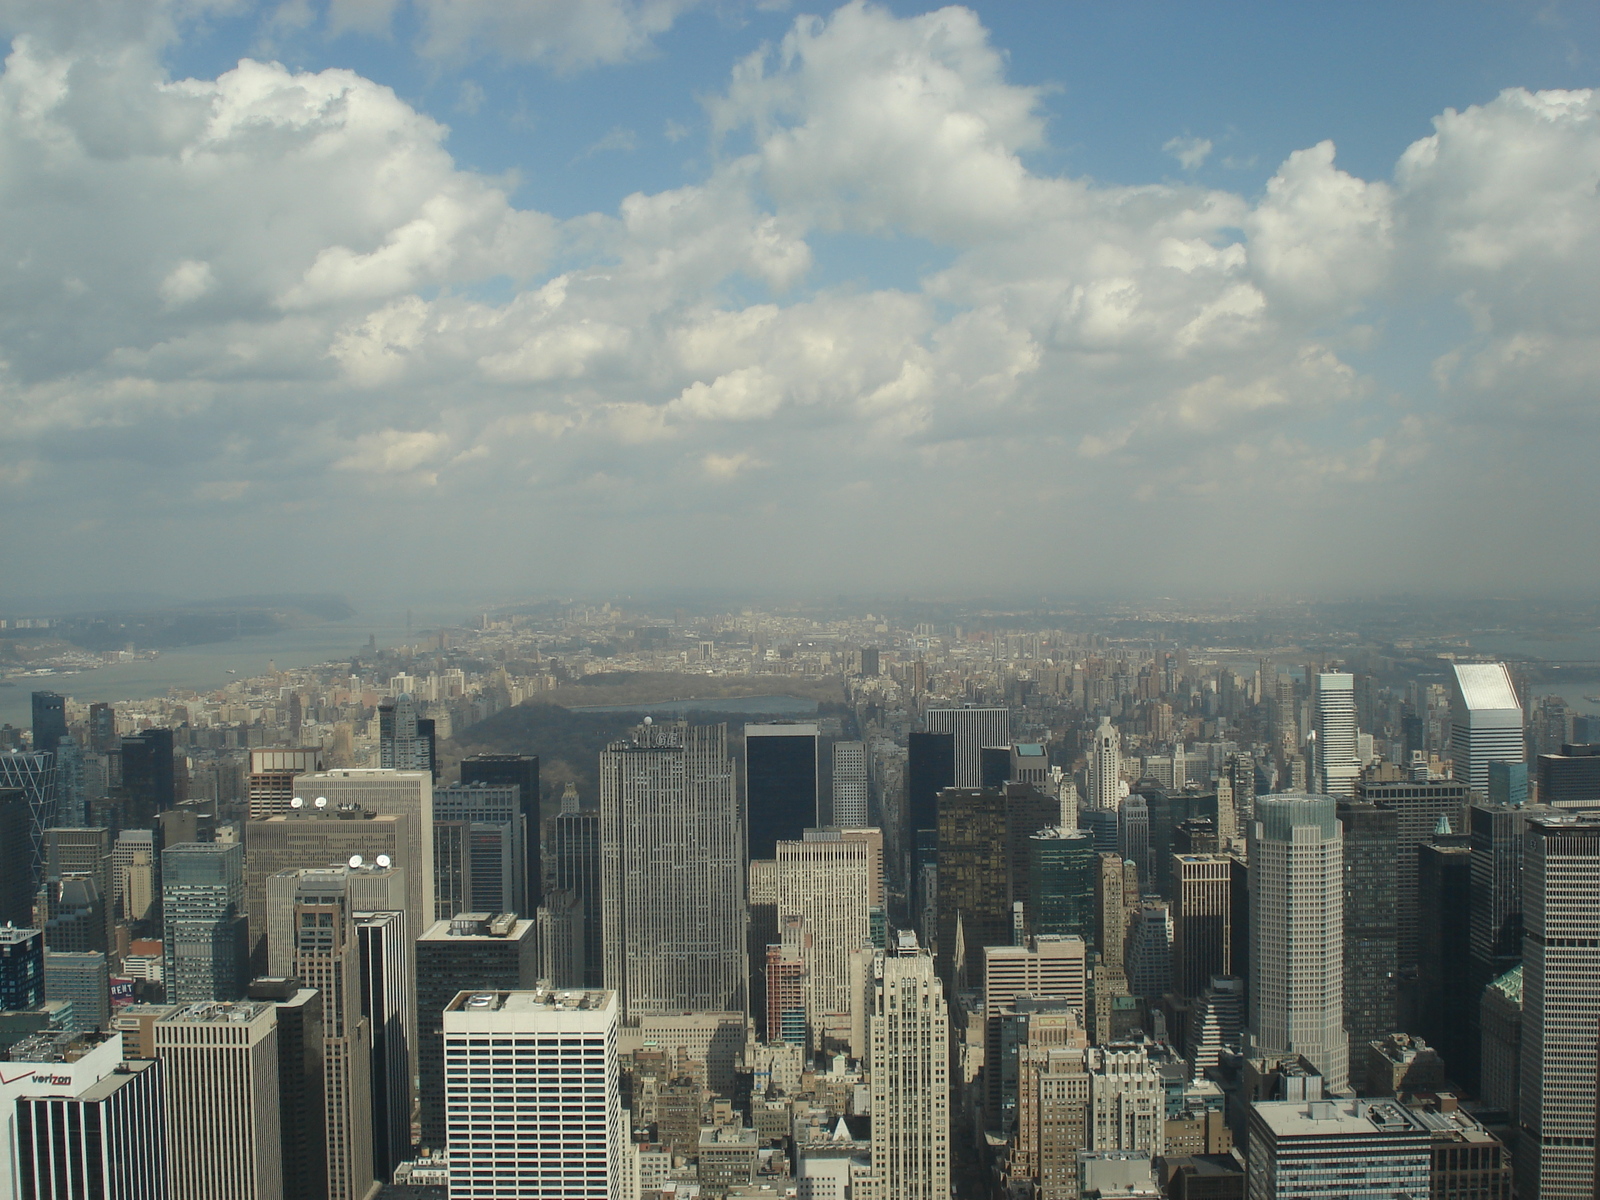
(3, 1), (1599, 598)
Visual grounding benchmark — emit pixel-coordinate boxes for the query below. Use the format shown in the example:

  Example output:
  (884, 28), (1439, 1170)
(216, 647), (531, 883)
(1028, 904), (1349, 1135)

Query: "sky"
(3, 0), (1599, 606)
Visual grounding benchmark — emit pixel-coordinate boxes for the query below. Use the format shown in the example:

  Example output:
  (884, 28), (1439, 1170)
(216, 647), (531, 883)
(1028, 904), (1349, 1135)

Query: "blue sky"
(3, 1), (1600, 602)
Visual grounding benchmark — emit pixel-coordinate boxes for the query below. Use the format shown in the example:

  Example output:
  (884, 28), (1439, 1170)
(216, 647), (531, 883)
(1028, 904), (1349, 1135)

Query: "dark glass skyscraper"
(459, 753), (541, 913)
(120, 728), (175, 823)
(1027, 827), (1096, 943)
(744, 723), (818, 860)
(551, 808), (601, 987)
(1337, 799), (1398, 1061)
(906, 731), (954, 924)
(30, 691), (67, 757)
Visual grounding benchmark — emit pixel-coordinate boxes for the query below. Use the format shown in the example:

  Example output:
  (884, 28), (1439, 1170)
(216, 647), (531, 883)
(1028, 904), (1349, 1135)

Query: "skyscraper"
(356, 908), (412, 1183)
(443, 988), (624, 1200)
(459, 753), (541, 913)
(1416, 824), (1473, 1076)
(906, 731), (954, 927)
(1245, 1099), (1431, 1199)
(1357, 777), (1469, 973)
(43, 950), (110, 1031)
(162, 840), (248, 1002)
(868, 934), (950, 1200)
(935, 786), (1010, 989)
(416, 913), (538, 1151)
(926, 705), (1011, 789)
(268, 867), (377, 1200)
(1089, 718), (1122, 811)
(0, 788), (34, 927)
(1027, 827), (1096, 943)
(0, 924), (44, 1011)
(43, 828), (110, 952)
(1170, 853), (1232, 1002)
(1, 750), (58, 892)
(30, 690), (67, 756)
(1313, 672), (1360, 798)
(775, 829), (870, 1049)
(1336, 799), (1398, 1064)
(601, 721), (745, 1016)
(551, 806), (602, 987)
(379, 693), (432, 775)
(433, 781), (527, 918)
(155, 1001), (284, 1200)
(119, 728), (176, 823)
(13, 1054), (168, 1199)
(1537, 742), (1600, 808)
(1449, 663), (1524, 799)
(1517, 811), (1600, 1200)
(246, 976), (328, 1200)
(744, 723), (819, 860)
(832, 740), (869, 827)
(246, 747), (324, 820)
(1249, 794), (1348, 1093)
(290, 768), (434, 939)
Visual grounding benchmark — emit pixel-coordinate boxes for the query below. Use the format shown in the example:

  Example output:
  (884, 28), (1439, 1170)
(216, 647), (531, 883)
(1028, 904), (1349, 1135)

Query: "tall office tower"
(1356, 777), (1468, 973)
(551, 807), (602, 987)
(247, 977), (328, 1200)
(775, 830), (870, 1049)
(156, 1001), (284, 1200)
(52, 736), (85, 826)
(1537, 743), (1600, 808)
(43, 950), (109, 1030)
(45, 828), (111, 945)
(1314, 673), (1360, 798)
(1, 788), (35, 927)
(1226, 752), (1257, 830)
(1518, 811), (1600, 1200)
(1088, 718), (1122, 811)
(1, 750), (58, 890)
(1027, 828), (1096, 942)
(162, 841), (248, 1002)
(1249, 794), (1348, 1093)
(416, 913), (538, 1151)
(378, 693), (433, 776)
(1449, 663), (1523, 798)
(459, 753), (541, 913)
(13, 1054), (167, 1199)
(832, 740), (869, 827)
(980, 745), (1012, 790)
(1245, 1098), (1431, 1199)
(1273, 675), (1299, 753)
(984, 937), (1088, 1125)
(537, 889), (585, 985)
(1335, 800), (1398, 1063)
(289, 768), (434, 941)
(1117, 795), (1149, 890)
(433, 782), (526, 918)
(269, 868), (377, 1200)
(1489, 759), (1529, 807)
(765, 914), (808, 1045)
(1125, 905), (1173, 1000)
(2, 1032), (164, 1198)
(247, 747), (324, 819)
(356, 909), (412, 1183)
(906, 731), (955, 925)
(748, 858), (779, 1039)
(745, 723), (819, 859)
(1478, 965), (1522, 1119)
(1095, 854), (1130, 973)
(601, 722), (745, 1017)
(120, 728), (176, 822)
(935, 787), (1010, 989)
(0, 924), (45, 1010)
(1416, 825), (1473, 1076)
(113, 828), (157, 925)
(1185, 975), (1244, 1072)
(38, 874), (106, 954)
(244, 804), (407, 970)
(868, 934), (950, 1200)
(87, 702), (117, 752)
(443, 988), (624, 1200)
(1170, 853), (1232, 1002)
(1085, 1044), (1165, 1154)
(1011, 743), (1050, 786)
(925, 706), (1011, 789)
(31, 690), (68, 755)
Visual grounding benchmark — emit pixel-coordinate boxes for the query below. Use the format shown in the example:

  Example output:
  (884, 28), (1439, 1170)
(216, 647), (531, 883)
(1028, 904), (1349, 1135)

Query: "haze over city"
(2, 0), (1599, 603)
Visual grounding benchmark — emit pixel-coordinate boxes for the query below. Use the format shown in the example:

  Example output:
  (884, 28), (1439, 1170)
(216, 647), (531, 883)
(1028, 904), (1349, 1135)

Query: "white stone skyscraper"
(443, 988), (623, 1200)
(601, 721), (745, 1017)
(1314, 672), (1360, 798)
(831, 740), (869, 827)
(868, 933), (950, 1200)
(1089, 718), (1122, 811)
(775, 829), (871, 1048)
(1449, 663), (1524, 798)
(1517, 811), (1600, 1200)
(1248, 794), (1348, 1093)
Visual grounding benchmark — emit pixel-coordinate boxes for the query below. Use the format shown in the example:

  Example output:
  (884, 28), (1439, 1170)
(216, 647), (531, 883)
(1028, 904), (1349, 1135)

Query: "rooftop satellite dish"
(643, 716), (653, 725)
(290, 797), (304, 809)
(375, 854), (392, 868)
(349, 854), (363, 868)
(314, 796), (328, 809)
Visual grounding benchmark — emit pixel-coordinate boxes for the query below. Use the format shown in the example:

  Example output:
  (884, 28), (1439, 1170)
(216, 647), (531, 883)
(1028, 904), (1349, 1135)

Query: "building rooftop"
(160, 1001), (272, 1025)
(446, 988), (615, 1014)
(0, 926), (40, 946)
(1452, 663), (1520, 713)
(1252, 1098), (1426, 1138)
